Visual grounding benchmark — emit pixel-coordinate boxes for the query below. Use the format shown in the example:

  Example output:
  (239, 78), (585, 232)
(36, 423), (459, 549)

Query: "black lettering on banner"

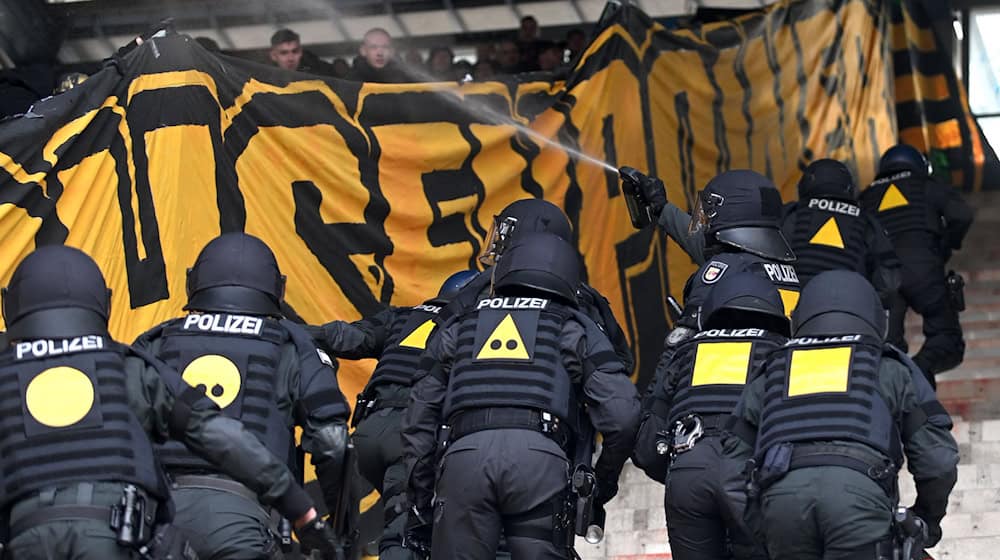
(550, 96), (584, 250)
(124, 86), (232, 307)
(701, 26), (731, 175)
(513, 89), (557, 200)
(675, 92), (696, 207)
(229, 89), (393, 315)
(602, 115), (620, 198)
(615, 226), (669, 389)
(763, 6), (788, 169)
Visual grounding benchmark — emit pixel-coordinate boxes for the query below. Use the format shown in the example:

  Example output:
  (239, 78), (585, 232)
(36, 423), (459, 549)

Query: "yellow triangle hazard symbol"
(878, 183), (909, 211)
(476, 314), (530, 360)
(809, 217), (845, 249)
(398, 319), (436, 350)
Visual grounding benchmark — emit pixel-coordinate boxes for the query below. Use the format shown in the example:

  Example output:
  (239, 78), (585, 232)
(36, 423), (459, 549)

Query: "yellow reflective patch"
(26, 367), (95, 427)
(878, 183), (909, 211)
(809, 217), (845, 249)
(182, 354), (242, 409)
(778, 289), (800, 317)
(360, 489), (381, 513)
(691, 342), (753, 386)
(787, 347), (853, 396)
(475, 313), (530, 360)
(398, 319), (435, 350)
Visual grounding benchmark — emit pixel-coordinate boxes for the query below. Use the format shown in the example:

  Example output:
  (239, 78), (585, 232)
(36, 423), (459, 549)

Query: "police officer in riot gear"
(781, 159), (901, 309)
(623, 169), (800, 387)
(438, 198), (634, 374)
(0, 245), (339, 560)
(860, 144), (974, 383)
(402, 232), (640, 559)
(306, 269), (478, 560)
(634, 272), (787, 560)
(724, 270), (959, 560)
(133, 233), (353, 560)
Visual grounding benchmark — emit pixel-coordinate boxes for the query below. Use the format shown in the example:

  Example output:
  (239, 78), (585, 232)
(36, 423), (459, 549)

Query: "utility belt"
(8, 483), (194, 559)
(748, 442), (897, 499)
(352, 391), (410, 428)
(656, 413), (728, 458)
(444, 407), (571, 452)
(171, 474), (291, 554)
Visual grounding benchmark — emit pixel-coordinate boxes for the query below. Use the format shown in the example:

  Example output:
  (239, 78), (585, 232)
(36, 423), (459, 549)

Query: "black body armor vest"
(787, 198), (869, 284)
(152, 313), (292, 473)
(665, 328), (786, 425)
(755, 335), (899, 464)
(0, 336), (163, 507)
(365, 300), (444, 392)
(442, 297), (577, 426)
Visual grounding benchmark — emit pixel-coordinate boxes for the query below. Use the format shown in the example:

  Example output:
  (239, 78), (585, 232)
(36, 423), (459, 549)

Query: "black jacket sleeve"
(124, 345), (314, 521)
(286, 321), (353, 513)
(401, 323), (456, 511)
(578, 283), (635, 374)
(311, 308), (394, 360)
(564, 313), (640, 488)
(937, 183), (974, 251)
(864, 213), (902, 305)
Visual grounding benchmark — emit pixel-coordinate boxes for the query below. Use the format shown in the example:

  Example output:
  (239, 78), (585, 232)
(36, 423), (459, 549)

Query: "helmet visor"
(687, 190), (725, 236)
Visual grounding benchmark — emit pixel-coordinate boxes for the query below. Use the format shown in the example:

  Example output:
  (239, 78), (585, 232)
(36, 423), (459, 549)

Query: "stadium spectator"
(473, 59), (498, 81)
(403, 48), (425, 69)
(517, 15), (541, 71)
(565, 28), (587, 61)
(269, 29), (303, 71)
(537, 40), (563, 71)
(349, 28), (408, 83)
(453, 59), (474, 81)
(496, 39), (522, 74)
(332, 58), (350, 79)
(427, 46), (455, 80)
(475, 43), (496, 65)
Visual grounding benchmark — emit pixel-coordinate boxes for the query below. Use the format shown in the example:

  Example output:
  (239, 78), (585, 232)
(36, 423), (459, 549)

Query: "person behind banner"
(133, 233), (353, 560)
(348, 28), (408, 83)
(401, 232), (640, 559)
(0, 245), (339, 560)
(634, 272), (788, 560)
(860, 144), (974, 385)
(304, 269), (477, 560)
(780, 159), (902, 321)
(436, 198), (634, 377)
(723, 270), (958, 560)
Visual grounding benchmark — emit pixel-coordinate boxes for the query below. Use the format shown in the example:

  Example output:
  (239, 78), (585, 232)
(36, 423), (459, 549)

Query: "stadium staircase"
(581, 190), (1000, 560)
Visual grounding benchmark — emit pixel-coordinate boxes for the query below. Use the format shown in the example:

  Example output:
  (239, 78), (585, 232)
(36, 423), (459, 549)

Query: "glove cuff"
(274, 483), (315, 521)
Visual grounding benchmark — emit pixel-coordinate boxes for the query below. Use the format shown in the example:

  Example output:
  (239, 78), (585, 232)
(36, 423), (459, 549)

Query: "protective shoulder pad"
(884, 344), (952, 430)
(281, 318), (338, 371)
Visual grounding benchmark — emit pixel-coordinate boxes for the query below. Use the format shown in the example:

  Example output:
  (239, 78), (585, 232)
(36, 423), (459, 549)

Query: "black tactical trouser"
(7, 481), (157, 560)
(352, 406), (419, 560)
(888, 247), (964, 383)
(432, 429), (571, 560)
(664, 437), (766, 560)
(171, 481), (279, 560)
(758, 467), (892, 560)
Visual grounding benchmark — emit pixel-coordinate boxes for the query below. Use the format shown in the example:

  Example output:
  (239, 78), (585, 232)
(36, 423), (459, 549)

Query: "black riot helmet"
(480, 199), (572, 265)
(877, 144), (929, 178)
(185, 233), (286, 316)
(438, 270), (479, 300)
(791, 270), (887, 340)
(797, 159), (858, 201)
(697, 271), (790, 336)
(493, 232), (580, 304)
(689, 170), (795, 262)
(2, 245), (111, 341)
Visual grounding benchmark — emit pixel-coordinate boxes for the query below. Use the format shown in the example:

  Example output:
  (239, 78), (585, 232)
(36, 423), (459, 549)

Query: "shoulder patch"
(702, 261), (729, 284)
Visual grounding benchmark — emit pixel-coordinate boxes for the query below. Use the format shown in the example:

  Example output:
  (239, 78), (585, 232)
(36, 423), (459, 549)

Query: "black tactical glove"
(295, 517), (341, 559)
(620, 167), (667, 224)
(402, 505), (433, 556)
(595, 477), (619, 509)
(912, 471), (956, 547)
